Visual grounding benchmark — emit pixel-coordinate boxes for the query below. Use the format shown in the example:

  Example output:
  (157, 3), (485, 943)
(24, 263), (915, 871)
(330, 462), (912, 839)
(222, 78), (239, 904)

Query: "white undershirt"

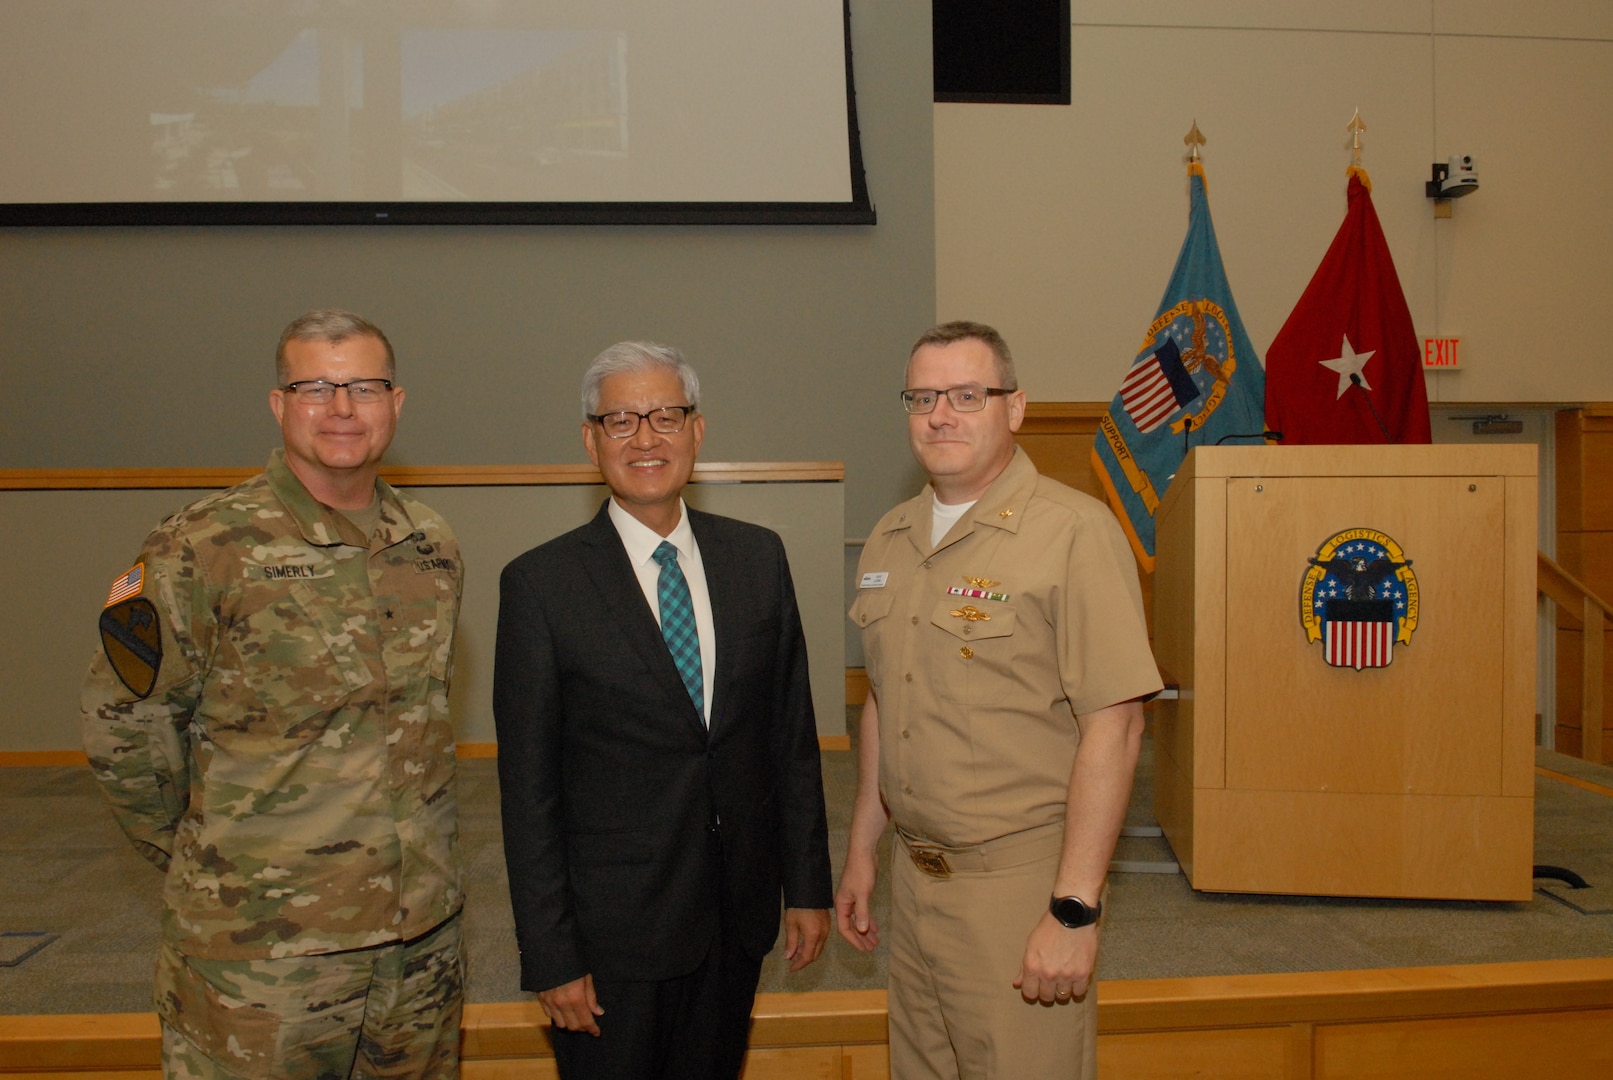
(931, 495), (977, 548)
(607, 498), (717, 723)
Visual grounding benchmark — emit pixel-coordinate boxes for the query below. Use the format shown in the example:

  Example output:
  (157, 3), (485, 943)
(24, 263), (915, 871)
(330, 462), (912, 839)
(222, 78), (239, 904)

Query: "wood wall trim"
(1019, 401), (1108, 434)
(0, 741), (852, 767)
(1023, 402), (1108, 419)
(0, 750), (88, 767)
(0, 462), (845, 491)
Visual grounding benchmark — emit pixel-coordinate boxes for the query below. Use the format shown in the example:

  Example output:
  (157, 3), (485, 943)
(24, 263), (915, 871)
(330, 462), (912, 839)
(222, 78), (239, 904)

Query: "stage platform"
(5, 718), (1613, 1077)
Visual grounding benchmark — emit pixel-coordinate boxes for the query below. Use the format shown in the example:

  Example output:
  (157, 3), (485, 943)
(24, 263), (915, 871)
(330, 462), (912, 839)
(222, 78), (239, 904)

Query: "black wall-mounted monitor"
(934, 0), (1070, 105)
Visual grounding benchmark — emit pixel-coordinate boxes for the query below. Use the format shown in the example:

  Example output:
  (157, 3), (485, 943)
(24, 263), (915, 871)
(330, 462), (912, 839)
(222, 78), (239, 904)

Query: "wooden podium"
(1151, 445), (1537, 901)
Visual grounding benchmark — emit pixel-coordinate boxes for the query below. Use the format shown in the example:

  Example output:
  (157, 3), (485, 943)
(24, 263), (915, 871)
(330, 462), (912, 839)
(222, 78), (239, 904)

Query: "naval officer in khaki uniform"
(836, 321), (1161, 1079)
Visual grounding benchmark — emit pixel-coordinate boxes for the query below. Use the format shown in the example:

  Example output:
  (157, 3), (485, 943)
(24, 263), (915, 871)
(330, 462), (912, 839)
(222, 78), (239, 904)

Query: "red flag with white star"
(1264, 169), (1431, 444)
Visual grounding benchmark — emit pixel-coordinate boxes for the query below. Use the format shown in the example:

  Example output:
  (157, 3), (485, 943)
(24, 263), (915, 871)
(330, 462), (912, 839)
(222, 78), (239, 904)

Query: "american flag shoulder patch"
(104, 562), (145, 607)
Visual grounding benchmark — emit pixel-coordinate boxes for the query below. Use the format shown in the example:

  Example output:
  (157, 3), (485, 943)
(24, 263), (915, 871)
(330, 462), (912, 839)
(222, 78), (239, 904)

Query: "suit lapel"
(578, 501), (705, 735)
(690, 510), (739, 740)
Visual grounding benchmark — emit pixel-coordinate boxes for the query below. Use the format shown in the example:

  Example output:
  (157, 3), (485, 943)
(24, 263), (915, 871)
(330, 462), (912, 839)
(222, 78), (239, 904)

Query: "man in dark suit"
(493, 341), (834, 1079)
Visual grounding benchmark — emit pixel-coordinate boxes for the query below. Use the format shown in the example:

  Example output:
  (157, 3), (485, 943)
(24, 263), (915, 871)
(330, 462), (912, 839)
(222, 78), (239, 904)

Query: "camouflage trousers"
(155, 915), (463, 1080)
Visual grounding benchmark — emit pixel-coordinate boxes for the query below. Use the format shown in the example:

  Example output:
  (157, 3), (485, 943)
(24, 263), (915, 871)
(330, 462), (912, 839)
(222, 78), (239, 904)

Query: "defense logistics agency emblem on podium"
(1299, 528), (1418, 670)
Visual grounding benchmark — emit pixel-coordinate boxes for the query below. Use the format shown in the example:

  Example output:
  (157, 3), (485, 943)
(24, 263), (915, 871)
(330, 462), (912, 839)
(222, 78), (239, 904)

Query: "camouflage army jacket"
(82, 450), (464, 960)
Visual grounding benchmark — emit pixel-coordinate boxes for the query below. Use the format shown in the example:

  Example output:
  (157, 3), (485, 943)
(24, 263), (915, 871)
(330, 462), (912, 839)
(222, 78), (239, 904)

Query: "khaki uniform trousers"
(888, 826), (1096, 1080)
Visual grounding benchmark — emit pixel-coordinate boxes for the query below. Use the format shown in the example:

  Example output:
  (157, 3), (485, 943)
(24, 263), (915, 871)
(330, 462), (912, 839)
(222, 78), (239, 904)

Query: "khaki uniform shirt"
(82, 449), (464, 960)
(851, 448), (1161, 847)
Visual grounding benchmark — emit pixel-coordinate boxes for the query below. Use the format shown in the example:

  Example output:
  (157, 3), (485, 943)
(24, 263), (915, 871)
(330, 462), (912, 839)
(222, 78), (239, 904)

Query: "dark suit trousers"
(549, 924), (764, 1080)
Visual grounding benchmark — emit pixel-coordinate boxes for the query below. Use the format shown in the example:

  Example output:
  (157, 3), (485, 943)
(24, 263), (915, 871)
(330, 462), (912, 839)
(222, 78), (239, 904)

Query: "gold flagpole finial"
(1184, 120), (1206, 163)
(1347, 108), (1366, 169)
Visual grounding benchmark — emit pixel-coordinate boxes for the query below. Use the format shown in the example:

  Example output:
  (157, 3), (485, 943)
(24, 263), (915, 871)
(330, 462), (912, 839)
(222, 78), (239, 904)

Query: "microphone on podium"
(1213, 430), (1285, 445)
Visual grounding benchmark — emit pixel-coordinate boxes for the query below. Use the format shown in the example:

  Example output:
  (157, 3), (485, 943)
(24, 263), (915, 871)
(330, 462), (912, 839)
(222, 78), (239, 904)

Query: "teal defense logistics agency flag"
(1092, 162), (1267, 571)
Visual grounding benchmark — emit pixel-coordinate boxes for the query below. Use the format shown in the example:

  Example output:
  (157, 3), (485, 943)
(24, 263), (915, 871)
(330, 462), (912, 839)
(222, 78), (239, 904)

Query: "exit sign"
(1423, 337), (1461, 369)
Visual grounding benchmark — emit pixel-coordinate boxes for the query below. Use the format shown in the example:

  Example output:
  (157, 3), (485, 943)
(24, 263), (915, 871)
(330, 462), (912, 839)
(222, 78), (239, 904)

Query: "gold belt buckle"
(909, 846), (952, 878)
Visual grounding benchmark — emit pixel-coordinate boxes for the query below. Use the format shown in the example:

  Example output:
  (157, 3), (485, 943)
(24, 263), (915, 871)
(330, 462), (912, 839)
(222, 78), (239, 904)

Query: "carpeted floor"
(4, 713), (1612, 1014)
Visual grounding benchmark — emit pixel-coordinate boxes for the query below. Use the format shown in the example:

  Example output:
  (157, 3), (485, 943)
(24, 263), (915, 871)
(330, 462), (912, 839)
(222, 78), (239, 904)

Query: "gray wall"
(0, 0), (931, 536)
(0, 0), (933, 747)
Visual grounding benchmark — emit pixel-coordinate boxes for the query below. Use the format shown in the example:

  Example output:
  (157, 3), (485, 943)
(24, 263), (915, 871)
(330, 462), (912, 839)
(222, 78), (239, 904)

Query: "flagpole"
(1182, 121), (1205, 462)
(1184, 120), (1206, 187)
(1346, 108), (1370, 189)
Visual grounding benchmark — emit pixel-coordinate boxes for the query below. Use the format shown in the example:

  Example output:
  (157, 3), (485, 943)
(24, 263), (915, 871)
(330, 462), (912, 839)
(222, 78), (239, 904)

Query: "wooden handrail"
(1538, 552), (1607, 763)
(1539, 553), (1613, 624)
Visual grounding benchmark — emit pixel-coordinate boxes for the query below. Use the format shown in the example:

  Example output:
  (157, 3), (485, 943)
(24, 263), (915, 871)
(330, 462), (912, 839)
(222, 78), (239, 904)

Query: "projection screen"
(0, 0), (873, 225)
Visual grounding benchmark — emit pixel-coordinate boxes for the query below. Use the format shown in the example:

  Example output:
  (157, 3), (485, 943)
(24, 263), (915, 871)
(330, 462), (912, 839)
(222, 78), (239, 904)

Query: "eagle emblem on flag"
(1299, 528), (1418, 670)
(1122, 299), (1234, 436)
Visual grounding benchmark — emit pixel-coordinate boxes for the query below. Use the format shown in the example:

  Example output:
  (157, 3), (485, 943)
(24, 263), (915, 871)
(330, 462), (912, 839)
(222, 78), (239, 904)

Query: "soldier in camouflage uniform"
(81, 311), (465, 1080)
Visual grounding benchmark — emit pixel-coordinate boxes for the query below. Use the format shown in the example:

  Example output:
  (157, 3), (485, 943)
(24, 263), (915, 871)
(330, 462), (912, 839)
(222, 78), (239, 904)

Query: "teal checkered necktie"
(652, 541), (704, 719)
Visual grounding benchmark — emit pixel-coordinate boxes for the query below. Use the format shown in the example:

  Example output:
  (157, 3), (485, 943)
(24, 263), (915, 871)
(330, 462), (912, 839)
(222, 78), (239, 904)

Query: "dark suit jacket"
(493, 501), (833, 991)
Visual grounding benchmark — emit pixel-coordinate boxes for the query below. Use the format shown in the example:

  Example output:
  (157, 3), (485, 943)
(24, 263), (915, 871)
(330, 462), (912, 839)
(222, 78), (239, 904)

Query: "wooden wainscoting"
(1015, 402), (1110, 502)
(9, 961), (1613, 1080)
(1013, 402), (1153, 630)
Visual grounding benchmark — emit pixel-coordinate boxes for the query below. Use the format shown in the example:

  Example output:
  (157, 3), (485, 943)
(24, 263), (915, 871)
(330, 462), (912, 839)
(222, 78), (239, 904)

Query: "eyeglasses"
(900, 385), (1012, 414)
(588, 405), (696, 439)
(281, 379), (394, 404)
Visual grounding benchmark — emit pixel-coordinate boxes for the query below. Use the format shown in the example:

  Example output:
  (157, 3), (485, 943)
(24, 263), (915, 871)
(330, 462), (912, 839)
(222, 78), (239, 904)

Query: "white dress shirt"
(608, 497), (717, 723)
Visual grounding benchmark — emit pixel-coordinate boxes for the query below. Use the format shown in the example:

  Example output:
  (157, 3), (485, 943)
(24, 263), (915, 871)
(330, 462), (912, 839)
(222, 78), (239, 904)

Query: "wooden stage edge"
(6, 959), (1613, 1079)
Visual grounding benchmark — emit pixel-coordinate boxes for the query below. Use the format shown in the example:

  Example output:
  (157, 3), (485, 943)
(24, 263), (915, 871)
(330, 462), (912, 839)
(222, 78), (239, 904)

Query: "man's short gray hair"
(908, 320), (1018, 390)
(276, 310), (396, 384)
(580, 341), (701, 418)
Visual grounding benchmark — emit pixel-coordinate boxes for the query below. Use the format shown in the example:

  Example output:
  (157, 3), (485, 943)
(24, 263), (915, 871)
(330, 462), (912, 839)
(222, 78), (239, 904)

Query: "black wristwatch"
(1049, 894), (1102, 929)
